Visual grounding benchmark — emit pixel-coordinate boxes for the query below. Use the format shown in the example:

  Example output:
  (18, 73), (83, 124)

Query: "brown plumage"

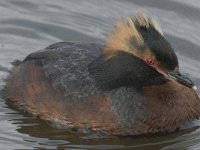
(3, 13), (200, 135)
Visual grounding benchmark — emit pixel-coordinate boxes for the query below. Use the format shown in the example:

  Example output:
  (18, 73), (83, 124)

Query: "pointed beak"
(166, 69), (195, 88)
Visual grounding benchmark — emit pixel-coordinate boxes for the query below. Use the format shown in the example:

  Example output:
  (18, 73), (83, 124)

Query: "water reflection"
(0, 0), (200, 149)
(2, 99), (199, 150)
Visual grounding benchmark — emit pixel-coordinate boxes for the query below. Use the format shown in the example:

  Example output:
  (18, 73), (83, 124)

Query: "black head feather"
(137, 24), (178, 71)
(88, 51), (166, 90)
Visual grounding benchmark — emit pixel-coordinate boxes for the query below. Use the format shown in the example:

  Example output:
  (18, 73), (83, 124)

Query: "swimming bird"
(3, 13), (200, 135)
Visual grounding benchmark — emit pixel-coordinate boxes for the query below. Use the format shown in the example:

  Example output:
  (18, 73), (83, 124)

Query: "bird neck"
(88, 51), (166, 90)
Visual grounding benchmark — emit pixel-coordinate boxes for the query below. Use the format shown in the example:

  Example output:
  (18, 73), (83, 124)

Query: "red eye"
(146, 58), (154, 66)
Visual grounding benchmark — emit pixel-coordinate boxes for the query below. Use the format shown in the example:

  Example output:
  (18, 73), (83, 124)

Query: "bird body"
(3, 13), (200, 135)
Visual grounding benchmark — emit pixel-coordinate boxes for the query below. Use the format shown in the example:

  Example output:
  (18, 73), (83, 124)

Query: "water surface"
(0, 0), (200, 149)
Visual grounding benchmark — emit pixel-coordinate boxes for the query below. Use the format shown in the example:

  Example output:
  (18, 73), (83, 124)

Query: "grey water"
(0, 0), (200, 149)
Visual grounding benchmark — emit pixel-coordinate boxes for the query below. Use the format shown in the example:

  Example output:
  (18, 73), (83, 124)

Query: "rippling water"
(0, 0), (200, 149)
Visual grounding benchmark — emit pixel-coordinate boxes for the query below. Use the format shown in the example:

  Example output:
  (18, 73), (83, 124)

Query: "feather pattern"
(104, 12), (164, 59)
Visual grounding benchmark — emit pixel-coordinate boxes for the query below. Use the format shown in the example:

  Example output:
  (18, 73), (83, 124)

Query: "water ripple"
(0, 0), (200, 150)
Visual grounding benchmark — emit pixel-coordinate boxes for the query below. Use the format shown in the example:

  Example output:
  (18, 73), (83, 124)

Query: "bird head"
(101, 13), (195, 89)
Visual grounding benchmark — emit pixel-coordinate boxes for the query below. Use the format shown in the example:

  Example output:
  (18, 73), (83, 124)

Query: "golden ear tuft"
(131, 12), (163, 36)
(103, 12), (164, 58)
(132, 12), (150, 28)
(149, 17), (164, 36)
(103, 17), (144, 56)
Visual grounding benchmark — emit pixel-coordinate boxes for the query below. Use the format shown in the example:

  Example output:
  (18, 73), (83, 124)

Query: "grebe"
(3, 13), (200, 135)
